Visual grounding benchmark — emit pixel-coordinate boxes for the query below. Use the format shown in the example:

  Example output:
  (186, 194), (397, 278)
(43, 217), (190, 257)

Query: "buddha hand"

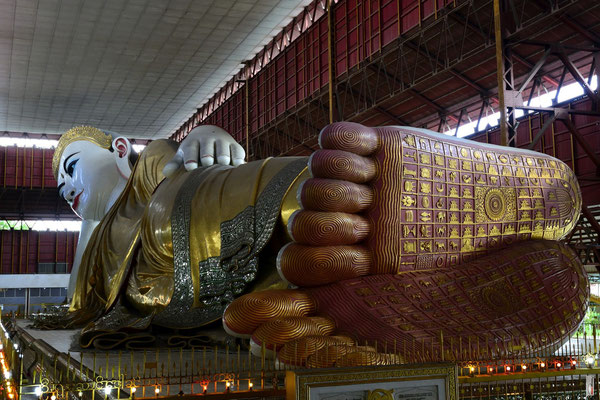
(163, 125), (246, 177)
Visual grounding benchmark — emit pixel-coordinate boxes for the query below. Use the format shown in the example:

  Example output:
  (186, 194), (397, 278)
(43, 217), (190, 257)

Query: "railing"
(0, 319), (21, 400)
(1, 303), (67, 319)
(459, 371), (597, 400)
(4, 318), (600, 399)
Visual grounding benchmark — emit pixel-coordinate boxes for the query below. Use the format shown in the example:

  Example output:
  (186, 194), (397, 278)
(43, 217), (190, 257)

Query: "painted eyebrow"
(63, 152), (80, 173)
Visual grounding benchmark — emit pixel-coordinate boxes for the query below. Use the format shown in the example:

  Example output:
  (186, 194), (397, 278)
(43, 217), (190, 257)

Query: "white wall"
(0, 274), (69, 288)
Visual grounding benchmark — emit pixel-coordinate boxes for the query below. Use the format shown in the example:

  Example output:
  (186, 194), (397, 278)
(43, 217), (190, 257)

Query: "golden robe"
(66, 140), (307, 339)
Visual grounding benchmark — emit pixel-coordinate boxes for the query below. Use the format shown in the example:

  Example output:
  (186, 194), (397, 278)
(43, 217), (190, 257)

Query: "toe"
(277, 335), (355, 366)
(309, 150), (376, 183)
(332, 349), (403, 367)
(298, 178), (374, 213)
(277, 243), (371, 286)
(319, 122), (379, 155)
(223, 290), (315, 338)
(287, 210), (370, 246)
(305, 345), (375, 367)
(250, 316), (336, 353)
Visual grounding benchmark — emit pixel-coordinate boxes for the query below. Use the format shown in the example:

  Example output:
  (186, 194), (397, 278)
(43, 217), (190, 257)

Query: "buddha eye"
(67, 159), (79, 177)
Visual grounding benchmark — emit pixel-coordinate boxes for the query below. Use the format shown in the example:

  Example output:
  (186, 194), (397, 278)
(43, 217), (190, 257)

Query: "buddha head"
(53, 126), (135, 220)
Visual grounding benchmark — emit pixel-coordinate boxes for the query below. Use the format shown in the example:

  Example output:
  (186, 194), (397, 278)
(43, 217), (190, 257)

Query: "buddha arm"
(67, 219), (99, 300)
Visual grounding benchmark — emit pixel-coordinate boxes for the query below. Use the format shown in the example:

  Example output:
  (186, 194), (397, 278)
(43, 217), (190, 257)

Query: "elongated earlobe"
(114, 137), (129, 158)
(112, 137), (132, 179)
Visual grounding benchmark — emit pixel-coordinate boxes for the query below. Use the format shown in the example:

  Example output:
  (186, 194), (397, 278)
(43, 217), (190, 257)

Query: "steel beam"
(403, 41), (489, 97)
(559, 14), (600, 45)
(552, 66), (568, 104)
(563, 117), (600, 175)
(527, 113), (556, 151)
(556, 49), (600, 103)
(475, 98), (489, 132)
(275, 126), (313, 152)
(517, 47), (552, 95)
(338, 78), (409, 126)
(451, 2), (559, 88)
(526, 77), (540, 106)
(582, 205), (600, 242)
(327, 0), (336, 123)
(494, 0), (511, 147)
(516, 105), (600, 117)
(454, 108), (466, 136)
(366, 63), (458, 122)
(376, 107), (410, 126)
(513, 39), (600, 53)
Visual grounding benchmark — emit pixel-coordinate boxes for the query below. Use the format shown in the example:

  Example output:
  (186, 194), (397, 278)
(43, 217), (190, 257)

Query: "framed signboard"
(286, 364), (458, 400)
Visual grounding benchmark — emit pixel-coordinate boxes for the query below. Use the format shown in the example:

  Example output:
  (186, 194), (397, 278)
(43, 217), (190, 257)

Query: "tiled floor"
(17, 320), (78, 355)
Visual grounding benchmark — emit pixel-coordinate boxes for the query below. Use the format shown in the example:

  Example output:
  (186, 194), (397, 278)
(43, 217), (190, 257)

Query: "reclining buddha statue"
(43, 122), (586, 365)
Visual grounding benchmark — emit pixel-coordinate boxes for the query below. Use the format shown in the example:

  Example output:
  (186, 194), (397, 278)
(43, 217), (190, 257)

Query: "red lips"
(72, 192), (82, 211)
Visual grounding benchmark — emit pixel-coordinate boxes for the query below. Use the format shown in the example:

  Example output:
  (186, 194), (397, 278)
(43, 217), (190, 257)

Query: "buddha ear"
(112, 136), (132, 179)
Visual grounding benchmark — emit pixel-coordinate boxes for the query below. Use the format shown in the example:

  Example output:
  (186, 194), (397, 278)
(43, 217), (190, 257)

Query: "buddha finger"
(250, 316), (336, 357)
(309, 149), (376, 183)
(223, 289), (316, 338)
(181, 140), (200, 171)
(277, 243), (371, 286)
(287, 210), (371, 246)
(319, 122), (379, 155)
(298, 178), (374, 213)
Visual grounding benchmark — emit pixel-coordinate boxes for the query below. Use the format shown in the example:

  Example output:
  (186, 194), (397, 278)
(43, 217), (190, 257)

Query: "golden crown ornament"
(52, 126), (113, 180)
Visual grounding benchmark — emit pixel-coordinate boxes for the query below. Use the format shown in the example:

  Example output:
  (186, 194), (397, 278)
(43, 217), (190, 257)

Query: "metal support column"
(327, 0), (337, 124)
(24, 288), (30, 318)
(493, 0), (517, 147)
(245, 77), (250, 160)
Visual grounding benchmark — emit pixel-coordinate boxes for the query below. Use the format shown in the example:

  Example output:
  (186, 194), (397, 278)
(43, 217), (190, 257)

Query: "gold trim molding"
(286, 363), (458, 400)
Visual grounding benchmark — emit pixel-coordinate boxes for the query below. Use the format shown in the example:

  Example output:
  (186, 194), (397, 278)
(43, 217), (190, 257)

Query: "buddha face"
(56, 140), (127, 220)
